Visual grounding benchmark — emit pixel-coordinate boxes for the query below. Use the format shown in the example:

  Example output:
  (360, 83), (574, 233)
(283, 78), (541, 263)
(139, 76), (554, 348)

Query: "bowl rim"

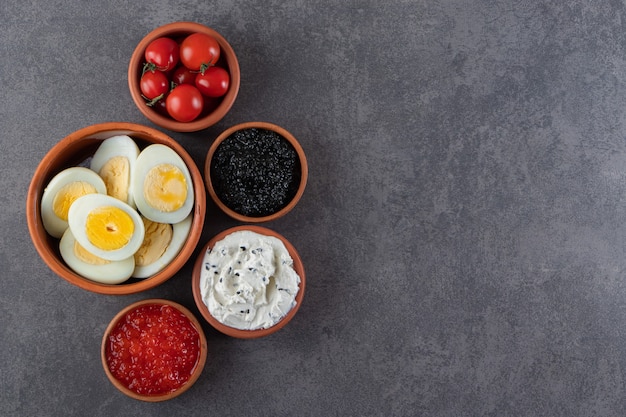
(191, 225), (306, 339)
(204, 121), (308, 223)
(100, 298), (208, 402)
(128, 21), (241, 132)
(26, 122), (206, 295)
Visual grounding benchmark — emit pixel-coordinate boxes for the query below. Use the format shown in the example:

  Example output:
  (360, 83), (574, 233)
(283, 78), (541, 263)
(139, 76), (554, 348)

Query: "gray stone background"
(3, 0), (626, 415)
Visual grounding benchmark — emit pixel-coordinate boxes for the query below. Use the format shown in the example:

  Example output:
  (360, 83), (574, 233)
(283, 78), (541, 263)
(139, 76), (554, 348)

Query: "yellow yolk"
(134, 217), (173, 266)
(143, 163), (187, 212)
(52, 182), (98, 221)
(98, 156), (130, 203)
(73, 240), (110, 265)
(85, 206), (135, 251)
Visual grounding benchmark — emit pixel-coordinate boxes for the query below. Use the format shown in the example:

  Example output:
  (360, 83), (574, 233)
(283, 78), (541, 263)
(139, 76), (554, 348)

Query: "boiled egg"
(59, 228), (134, 284)
(68, 193), (145, 261)
(89, 135), (140, 208)
(40, 167), (107, 238)
(132, 214), (193, 278)
(132, 144), (194, 224)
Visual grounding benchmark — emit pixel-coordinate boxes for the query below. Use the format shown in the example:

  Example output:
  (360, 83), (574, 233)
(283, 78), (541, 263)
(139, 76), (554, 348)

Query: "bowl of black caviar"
(205, 122), (307, 222)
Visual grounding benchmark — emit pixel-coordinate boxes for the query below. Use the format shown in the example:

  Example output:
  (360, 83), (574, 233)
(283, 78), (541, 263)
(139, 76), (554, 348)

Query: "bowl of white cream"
(192, 225), (305, 338)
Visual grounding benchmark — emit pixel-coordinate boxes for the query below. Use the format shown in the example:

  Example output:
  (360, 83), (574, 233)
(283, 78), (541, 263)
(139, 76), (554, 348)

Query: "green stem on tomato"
(142, 62), (158, 77)
(142, 93), (165, 107)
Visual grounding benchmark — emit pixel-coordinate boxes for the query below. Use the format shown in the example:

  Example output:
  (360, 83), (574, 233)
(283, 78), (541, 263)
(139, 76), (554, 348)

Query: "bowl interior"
(192, 225), (306, 338)
(101, 298), (208, 402)
(26, 122), (206, 295)
(204, 122), (308, 222)
(128, 22), (240, 132)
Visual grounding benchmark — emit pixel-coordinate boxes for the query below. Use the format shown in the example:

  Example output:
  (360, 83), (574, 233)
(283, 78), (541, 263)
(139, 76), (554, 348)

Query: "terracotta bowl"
(101, 298), (208, 402)
(205, 122), (308, 222)
(128, 21), (240, 132)
(192, 225), (306, 338)
(26, 122), (206, 295)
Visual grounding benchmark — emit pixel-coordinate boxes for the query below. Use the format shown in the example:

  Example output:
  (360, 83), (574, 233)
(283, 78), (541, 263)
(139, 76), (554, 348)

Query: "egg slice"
(41, 167), (107, 238)
(132, 144), (194, 224)
(59, 228), (135, 284)
(90, 135), (140, 208)
(132, 214), (193, 279)
(68, 193), (145, 261)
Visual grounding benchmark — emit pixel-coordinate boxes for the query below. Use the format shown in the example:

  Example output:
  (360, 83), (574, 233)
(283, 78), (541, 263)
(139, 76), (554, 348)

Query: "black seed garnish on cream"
(210, 128), (301, 217)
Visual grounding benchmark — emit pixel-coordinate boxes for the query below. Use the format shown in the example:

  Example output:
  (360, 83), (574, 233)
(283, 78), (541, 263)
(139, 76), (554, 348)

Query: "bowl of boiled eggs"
(26, 122), (206, 295)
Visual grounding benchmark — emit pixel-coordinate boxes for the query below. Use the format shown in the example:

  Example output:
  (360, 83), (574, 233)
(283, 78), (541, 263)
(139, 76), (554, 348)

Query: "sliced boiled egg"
(59, 228), (135, 284)
(132, 144), (194, 224)
(132, 214), (193, 278)
(89, 135), (140, 208)
(41, 167), (107, 238)
(68, 194), (145, 262)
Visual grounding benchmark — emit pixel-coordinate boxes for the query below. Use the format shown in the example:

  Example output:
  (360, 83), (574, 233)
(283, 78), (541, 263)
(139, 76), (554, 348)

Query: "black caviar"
(210, 128), (301, 217)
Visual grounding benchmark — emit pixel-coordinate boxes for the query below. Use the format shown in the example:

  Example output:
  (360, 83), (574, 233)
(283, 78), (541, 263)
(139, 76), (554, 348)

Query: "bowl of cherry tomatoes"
(128, 22), (240, 132)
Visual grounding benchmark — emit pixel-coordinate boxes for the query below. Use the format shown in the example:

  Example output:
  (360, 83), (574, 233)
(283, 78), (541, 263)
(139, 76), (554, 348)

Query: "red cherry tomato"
(144, 37), (180, 71)
(140, 70), (170, 100)
(166, 84), (204, 122)
(195, 66), (230, 97)
(180, 33), (220, 72)
(171, 65), (197, 86)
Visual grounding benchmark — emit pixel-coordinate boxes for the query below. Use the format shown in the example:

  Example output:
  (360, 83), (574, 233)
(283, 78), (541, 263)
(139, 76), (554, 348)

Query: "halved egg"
(40, 167), (107, 238)
(132, 144), (194, 224)
(89, 135), (140, 208)
(59, 228), (135, 284)
(68, 194), (145, 261)
(132, 214), (193, 279)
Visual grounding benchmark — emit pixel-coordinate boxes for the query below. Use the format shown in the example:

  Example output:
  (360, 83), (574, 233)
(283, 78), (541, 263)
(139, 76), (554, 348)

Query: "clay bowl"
(205, 122), (308, 222)
(192, 225), (306, 338)
(26, 122), (206, 295)
(101, 298), (208, 402)
(128, 21), (240, 132)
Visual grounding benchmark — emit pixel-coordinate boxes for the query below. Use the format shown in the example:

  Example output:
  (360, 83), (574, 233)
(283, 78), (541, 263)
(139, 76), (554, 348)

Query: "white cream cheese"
(199, 230), (301, 330)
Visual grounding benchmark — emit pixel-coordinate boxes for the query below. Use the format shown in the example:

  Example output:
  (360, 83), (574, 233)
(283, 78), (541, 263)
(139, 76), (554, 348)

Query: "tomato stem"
(143, 93), (165, 107)
(199, 52), (217, 75)
(142, 62), (158, 76)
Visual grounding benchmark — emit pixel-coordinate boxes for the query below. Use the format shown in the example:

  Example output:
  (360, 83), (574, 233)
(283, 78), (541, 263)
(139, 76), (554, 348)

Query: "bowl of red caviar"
(101, 298), (207, 402)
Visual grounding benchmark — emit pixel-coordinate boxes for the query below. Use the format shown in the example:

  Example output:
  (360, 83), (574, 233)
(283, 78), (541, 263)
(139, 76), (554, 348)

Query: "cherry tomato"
(166, 84), (204, 122)
(180, 33), (220, 72)
(195, 66), (230, 97)
(171, 65), (197, 86)
(144, 37), (180, 71)
(140, 70), (169, 100)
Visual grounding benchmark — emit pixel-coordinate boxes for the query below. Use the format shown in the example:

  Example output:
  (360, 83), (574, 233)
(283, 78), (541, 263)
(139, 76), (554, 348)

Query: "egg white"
(40, 167), (107, 238)
(68, 193), (145, 261)
(132, 214), (193, 279)
(59, 228), (135, 284)
(132, 144), (194, 224)
(89, 135), (140, 208)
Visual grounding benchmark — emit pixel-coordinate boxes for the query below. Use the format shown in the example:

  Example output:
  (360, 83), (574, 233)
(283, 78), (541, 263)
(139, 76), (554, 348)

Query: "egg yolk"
(85, 206), (135, 251)
(53, 182), (98, 221)
(143, 163), (187, 212)
(73, 240), (111, 265)
(98, 156), (130, 203)
(134, 217), (173, 266)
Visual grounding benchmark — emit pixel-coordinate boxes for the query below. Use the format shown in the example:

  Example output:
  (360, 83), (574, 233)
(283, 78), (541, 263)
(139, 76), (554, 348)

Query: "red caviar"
(105, 303), (201, 396)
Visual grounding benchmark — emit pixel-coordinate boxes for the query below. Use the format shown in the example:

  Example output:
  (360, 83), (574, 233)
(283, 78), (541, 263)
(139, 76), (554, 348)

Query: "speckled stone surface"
(3, 0), (626, 415)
